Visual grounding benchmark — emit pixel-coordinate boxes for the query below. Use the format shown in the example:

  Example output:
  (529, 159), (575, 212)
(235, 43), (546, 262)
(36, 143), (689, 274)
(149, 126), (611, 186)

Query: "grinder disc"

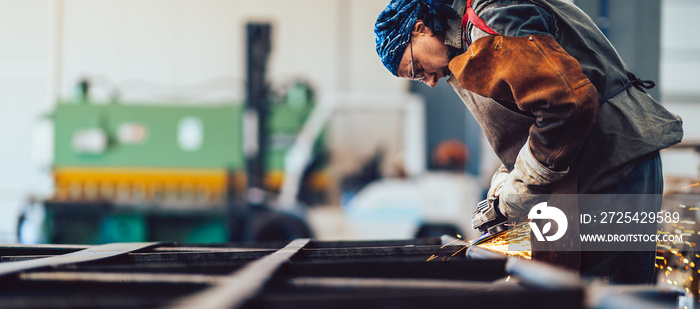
(470, 222), (510, 246)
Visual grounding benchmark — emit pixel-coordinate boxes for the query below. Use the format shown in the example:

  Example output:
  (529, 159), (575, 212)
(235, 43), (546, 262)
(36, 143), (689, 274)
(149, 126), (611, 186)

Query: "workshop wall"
(0, 0), (411, 243)
(58, 0), (407, 102)
(0, 0), (53, 243)
(658, 0), (700, 178)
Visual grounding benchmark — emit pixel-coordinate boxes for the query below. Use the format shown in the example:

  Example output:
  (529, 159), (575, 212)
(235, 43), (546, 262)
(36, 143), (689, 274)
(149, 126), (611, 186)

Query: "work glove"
(487, 164), (509, 200)
(497, 140), (568, 221)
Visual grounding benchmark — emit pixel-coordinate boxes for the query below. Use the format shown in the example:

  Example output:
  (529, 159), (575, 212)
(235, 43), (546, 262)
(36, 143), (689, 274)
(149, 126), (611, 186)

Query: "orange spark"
(476, 222), (532, 259)
(451, 246), (466, 257)
(440, 239), (460, 249)
(682, 183), (700, 189)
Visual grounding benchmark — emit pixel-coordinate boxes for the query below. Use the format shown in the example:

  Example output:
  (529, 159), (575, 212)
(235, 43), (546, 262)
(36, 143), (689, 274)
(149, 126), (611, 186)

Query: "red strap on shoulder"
(462, 0), (500, 45)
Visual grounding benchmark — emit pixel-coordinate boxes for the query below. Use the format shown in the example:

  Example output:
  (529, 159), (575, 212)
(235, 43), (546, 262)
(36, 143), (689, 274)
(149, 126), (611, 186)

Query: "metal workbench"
(0, 238), (683, 308)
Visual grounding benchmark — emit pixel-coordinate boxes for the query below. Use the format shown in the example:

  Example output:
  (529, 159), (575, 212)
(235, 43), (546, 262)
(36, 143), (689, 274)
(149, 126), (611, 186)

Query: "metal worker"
(374, 0), (683, 284)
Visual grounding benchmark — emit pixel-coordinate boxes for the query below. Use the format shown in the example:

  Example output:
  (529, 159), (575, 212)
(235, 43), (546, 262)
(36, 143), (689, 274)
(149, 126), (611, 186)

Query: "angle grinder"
(470, 197), (509, 246)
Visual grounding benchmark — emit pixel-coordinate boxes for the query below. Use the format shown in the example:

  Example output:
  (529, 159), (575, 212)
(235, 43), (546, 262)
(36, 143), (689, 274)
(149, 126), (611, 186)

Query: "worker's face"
(396, 21), (451, 88)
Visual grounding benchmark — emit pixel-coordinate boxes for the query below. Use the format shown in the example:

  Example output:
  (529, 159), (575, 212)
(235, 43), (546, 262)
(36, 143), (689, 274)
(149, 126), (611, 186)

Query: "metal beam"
(128, 250), (274, 263)
(506, 258), (581, 290)
(0, 242), (162, 278)
(466, 246), (508, 260)
(589, 285), (684, 309)
(251, 286), (584, 309)
(169, 238), (310, 309)
(19, 271), (220, 285)
(0, 244), (88, 256)
(3, 249), (277, 263)
(297, 245), (466, 261)
(309, 238), (441, 248)
(286, 276), (514, 291)
(279, 260), (506, 282)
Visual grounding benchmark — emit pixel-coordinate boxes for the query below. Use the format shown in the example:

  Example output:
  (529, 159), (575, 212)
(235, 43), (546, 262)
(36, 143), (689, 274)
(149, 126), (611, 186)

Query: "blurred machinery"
(20, 23), (325, 245)
(19, 22), (479, 245)
(342, 139), (481, 241)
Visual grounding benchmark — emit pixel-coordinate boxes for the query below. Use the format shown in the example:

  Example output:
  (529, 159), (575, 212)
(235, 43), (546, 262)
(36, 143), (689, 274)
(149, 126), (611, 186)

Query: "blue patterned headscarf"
(374, 0), (457, 76)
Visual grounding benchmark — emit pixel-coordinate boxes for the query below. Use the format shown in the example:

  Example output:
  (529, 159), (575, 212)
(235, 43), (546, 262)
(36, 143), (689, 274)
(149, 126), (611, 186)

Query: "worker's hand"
(498, 170), (542, 221)
(498, 141), (568, 221)
(487, 164), (509, 200)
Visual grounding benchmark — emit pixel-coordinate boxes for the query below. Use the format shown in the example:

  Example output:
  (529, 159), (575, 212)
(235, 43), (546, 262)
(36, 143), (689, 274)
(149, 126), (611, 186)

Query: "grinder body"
(471, 197), (509, 245)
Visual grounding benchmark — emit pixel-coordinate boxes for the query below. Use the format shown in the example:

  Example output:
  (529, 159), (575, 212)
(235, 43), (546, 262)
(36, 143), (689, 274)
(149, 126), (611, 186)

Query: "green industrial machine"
(36, 89), (324, 244)
(53, 103), (244, 169)
(20, 23), (322, 245)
